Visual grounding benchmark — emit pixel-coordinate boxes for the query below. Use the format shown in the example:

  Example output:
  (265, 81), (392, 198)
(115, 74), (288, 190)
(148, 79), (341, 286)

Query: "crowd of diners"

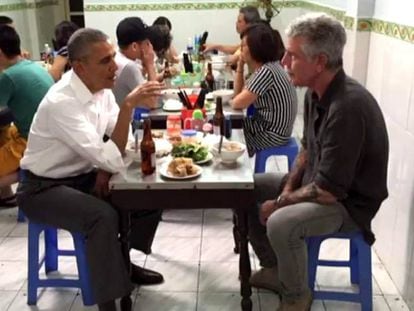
(0, 6), (389, 311)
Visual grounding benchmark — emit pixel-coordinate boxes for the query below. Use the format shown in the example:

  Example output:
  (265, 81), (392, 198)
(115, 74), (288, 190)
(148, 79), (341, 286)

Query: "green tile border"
(364, 18), (414, 44)
(0, 0), (58, 12)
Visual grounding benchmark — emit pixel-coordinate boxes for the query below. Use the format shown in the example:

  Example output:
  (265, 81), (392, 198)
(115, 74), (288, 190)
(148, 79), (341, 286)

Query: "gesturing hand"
(125, 81), (165, 109)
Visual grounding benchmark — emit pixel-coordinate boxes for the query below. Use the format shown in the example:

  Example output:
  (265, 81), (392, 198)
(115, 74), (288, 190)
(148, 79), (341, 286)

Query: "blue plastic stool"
(307, 232), (372, 310)
(254, 137), (299, 173)
(246, 104), (299, 173)
(27, 221), (94, 306)
(17, 208), (25, 222)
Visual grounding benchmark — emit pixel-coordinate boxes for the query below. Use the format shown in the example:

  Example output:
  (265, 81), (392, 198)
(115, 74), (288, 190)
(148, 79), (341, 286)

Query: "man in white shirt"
(17, 28), (163, 311)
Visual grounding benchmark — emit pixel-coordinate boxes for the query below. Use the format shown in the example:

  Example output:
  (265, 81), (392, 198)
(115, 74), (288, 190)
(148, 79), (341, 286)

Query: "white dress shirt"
(20, 70), (130, 178)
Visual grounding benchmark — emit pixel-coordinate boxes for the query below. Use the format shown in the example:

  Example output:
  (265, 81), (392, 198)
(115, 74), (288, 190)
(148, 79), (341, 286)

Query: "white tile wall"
(366, 32), (414, 309)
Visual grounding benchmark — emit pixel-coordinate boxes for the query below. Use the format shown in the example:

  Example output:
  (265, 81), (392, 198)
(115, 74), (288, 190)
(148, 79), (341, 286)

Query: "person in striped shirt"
(232, 22), (297, 156)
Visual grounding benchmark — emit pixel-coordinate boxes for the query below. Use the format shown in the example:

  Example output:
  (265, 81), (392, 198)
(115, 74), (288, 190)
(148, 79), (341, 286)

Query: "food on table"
(151, 130), (164, 139)
(168, 135), (182, 145)
(167, 157), (199, 177)
(222, 142), (242, 152)
(171, 142), (208, 162)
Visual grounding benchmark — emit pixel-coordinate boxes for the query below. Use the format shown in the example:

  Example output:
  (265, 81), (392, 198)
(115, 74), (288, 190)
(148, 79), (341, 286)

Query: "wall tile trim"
(0, 0), (58, 12)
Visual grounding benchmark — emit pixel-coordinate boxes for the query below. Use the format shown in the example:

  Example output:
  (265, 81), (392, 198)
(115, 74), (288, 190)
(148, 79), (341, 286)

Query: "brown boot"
(277, 291), (312, 311)
(249, 266), (280, 293)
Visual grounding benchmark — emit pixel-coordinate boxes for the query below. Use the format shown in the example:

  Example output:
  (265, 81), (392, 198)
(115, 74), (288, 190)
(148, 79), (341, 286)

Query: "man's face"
(74, 41), (117, 92)
(281, 36), (320, 88)
(236, 13), (248, 34)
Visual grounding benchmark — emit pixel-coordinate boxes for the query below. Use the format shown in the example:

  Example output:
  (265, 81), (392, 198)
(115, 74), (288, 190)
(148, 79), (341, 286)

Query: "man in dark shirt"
(248, 13), (389, 311)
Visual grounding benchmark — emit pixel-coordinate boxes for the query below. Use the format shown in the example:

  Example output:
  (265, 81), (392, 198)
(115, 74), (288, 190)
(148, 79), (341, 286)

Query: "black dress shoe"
(130, 264), (164, 285)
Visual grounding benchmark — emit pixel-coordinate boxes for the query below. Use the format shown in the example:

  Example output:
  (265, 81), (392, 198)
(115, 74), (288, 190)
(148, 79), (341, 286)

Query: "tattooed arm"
(278, 182), (337, 208)
(259, 148), (337, 224)
(280, 148), (308, 195)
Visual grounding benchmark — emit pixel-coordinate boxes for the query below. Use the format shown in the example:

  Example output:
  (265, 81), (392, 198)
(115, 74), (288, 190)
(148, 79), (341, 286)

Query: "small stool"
(254, 137), (299, 173)
(307, 232), (372, 310)
(17, 208), (25, 222)
(28, 221), (94, 306)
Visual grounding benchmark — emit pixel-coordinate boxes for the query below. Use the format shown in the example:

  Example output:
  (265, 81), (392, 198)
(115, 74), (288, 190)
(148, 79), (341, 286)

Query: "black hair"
(153, 16), (172, 31)
(0, 16), (13, 25)
(239, 6), (261, 24)
(0, 25), (21, 57)
(148, 24), (172, 54)
(53, 21), (79, 50)
(241, 23), (280, 63)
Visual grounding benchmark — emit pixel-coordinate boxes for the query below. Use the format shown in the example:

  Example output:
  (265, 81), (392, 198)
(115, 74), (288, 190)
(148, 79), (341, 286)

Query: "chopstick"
(177, 88), (190, 109)
(182, 89), (192, 109)
(218, 134), (224, 154)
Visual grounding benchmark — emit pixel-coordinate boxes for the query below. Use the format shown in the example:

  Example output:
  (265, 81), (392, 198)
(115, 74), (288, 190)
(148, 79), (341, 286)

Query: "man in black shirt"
(248, 13), (389, 311)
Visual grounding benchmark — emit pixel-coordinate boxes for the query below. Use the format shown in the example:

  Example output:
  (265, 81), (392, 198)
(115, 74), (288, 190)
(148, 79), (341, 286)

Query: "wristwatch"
(275, 195), (283, 206)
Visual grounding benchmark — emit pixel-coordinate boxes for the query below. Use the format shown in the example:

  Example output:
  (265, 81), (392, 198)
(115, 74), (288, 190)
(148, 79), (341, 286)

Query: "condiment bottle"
(163, 60), (172, 88)
(140, 118), (156, 175)
(166, 114), (181, 137)
(213, 96), (225, 136)
(205, 62), (215, 92)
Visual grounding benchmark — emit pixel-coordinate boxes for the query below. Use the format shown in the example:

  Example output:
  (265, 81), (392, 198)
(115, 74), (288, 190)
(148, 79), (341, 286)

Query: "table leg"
(119, 210), (132, 311)
(232, 211), (240, 254)
(237, 209), (252, 311)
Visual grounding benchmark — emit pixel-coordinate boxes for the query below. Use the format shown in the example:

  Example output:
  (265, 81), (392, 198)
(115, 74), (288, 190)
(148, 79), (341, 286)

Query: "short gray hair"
(68, 28), (108, 62)
(286, 13), (346, 69)
(239, 5), (261, 24)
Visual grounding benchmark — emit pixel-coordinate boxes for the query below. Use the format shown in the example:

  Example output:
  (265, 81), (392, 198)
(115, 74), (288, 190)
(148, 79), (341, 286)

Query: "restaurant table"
(147, 104), (245, 129)
(109, 130), (255, 311)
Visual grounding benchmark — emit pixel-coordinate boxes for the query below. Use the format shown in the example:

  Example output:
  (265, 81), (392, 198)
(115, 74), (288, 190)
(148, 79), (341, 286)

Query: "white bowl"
(212, 141), (246, 163)
(212, 89), (234, 104)
(161, 88), (197, 100)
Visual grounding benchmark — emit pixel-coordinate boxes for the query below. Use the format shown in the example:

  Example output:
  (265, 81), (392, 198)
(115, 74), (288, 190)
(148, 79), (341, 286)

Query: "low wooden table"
(110, 131), (255, 311)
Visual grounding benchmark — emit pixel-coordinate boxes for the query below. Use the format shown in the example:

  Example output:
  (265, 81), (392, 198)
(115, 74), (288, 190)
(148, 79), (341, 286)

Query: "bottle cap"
(181, 129), (197, 137)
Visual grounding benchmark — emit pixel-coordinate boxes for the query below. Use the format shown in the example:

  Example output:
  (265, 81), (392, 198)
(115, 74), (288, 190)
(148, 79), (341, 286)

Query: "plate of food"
(160, 157), (202, 180)
(195, 151), (214, 164)
(163, 99), (183, 112)
(171, 142), (210, 163)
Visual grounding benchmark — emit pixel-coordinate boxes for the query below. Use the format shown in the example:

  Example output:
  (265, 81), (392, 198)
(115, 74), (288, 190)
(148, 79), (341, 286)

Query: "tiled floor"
(0, 118), (411, 310)
(0, 206), (411, 311)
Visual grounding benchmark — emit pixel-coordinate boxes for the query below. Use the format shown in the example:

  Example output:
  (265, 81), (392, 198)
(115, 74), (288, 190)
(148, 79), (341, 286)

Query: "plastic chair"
(27, 221), (94, 306)
(254, 137), (299, 173)
(246, 104), (299, 173)
(17, 208), (25, 222)
(307, 231), (372, 310)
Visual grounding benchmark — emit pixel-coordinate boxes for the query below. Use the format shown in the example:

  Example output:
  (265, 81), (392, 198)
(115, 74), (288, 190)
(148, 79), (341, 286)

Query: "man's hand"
(93, 170), (112, 199)
(124, 81), (164, 109)
(259, 199), (279, 225)
(21, 49), (31, 59)
(141, 41), (155, 70)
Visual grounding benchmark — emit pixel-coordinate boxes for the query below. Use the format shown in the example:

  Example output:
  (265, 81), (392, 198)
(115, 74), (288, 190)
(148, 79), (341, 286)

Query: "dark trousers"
(16, 170), (133, 304)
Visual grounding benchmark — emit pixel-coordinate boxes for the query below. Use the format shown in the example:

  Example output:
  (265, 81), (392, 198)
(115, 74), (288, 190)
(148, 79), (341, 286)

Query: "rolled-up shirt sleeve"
(314, 104), (365, 199)
(48, 98), (126, 174)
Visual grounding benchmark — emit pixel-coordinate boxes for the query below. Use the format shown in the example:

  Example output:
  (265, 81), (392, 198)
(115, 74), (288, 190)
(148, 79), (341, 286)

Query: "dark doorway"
(69, 0), (85, 27)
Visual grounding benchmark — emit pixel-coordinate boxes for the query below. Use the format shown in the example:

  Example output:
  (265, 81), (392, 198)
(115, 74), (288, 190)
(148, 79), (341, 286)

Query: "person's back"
(1, 59), (53, 138)
(0, 24), (53, 206)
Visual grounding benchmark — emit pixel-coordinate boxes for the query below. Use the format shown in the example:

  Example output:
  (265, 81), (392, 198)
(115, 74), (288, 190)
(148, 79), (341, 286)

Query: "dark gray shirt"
(301, 69), (389, 244)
